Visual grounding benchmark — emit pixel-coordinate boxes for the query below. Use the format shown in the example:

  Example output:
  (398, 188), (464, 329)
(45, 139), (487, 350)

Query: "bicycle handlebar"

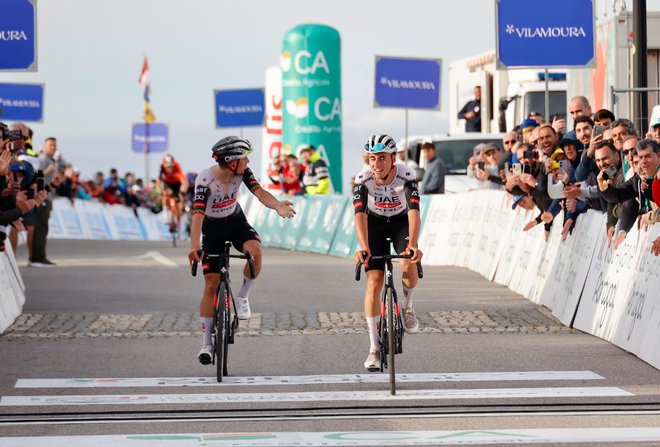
(191, 249), (256, 278)
(354, 250), (423, 281)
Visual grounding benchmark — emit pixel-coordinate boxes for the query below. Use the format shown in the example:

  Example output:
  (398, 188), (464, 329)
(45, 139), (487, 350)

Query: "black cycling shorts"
(201, 211), (260, 275)
(164, 181), (182, 200)
(365, 213), (409, 272)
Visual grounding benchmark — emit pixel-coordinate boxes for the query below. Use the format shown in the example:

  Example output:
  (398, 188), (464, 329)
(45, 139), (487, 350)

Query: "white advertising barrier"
(457, 194), (489, 270)
(528, 220), (562, 304)
(52, 199), (85, 239)
(638, 226), (660, 369)
(493, 208), (529, 287)
(470, 191), (508, 279)
(482, 195), (518, 281)
(101, 205), (145, 241)
(422, 195), (457, 266)
(136, 208), (171, 242)
(74, 200), (111, 240)
(539, 211), (603, 326)
(573, 222), (640, 343)
(0, 244), (26, 334)
(47, 201), (67, 239)
(506, 205), (549, 299)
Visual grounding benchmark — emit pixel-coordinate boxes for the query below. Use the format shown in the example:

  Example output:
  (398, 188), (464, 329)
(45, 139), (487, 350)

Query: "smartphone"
(36, 177), (45, 191)
(602, 164), (617, 180)
(512, 163), (522, 177)
(26, 188), (35, 200)
(559, 160), (570, 178)
(522, 164), (533, 175)
(12, 171), (18, 184)
(477, 161), (485, 170)
(593, 125), (604, 137)
(504, 162), (510, 172)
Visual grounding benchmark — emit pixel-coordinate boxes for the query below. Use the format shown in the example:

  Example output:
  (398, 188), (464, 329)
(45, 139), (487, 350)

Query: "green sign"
(281, 24), (343, 193)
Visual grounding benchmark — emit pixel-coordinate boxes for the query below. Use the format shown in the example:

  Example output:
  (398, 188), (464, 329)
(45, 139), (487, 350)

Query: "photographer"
(592, 140), (629, 248)
(0, 157), (45, 253)
(31, 137), (59, 267)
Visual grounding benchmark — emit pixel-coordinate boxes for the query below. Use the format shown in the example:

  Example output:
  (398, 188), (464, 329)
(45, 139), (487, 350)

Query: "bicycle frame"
(355, 245), (423, 395)
(191, 243), (255, 382)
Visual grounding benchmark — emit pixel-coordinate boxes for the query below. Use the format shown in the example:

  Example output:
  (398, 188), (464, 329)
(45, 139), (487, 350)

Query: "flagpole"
(145, 120), (150, 184)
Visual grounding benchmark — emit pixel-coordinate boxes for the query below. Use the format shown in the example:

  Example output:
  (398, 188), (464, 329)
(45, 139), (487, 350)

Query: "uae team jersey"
(192, 167), (262, 220)
(352, 164), (420, 218)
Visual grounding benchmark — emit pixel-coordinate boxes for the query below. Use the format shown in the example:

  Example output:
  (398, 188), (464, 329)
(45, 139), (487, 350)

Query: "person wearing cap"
(519, 119), (539, 144)
(647, 116), (660, 145)
(468, 142), (503, 189)
(299, 145), (330, 195)
(419, 141), (445, 194)
(395, 145), (418, 170)
(457, 86), (481, 132)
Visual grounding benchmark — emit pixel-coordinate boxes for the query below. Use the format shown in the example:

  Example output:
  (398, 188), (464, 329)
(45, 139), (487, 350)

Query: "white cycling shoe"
(197, 344), (213, 365)
(236, 296), (252, 320)
(364, 350), (381, 372)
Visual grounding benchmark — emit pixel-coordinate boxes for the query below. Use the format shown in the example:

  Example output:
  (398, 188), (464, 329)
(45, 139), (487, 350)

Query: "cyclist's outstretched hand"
(276, 200), (296, 218)
(355, 249), (370, 266)
(188, 249), (203, 266)
(408, 246), (423, 263)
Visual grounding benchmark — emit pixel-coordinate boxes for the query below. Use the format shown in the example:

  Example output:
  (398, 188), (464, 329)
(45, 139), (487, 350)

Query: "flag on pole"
(139, 56), (156, 122)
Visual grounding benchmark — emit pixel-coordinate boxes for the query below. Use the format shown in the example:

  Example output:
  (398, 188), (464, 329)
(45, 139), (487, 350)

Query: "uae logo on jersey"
(374, 196), (402, 209)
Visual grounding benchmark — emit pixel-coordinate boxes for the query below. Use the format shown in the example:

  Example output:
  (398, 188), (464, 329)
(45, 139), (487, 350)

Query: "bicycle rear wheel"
(215, 283), (228, 382)
(386, 287), (396, 395)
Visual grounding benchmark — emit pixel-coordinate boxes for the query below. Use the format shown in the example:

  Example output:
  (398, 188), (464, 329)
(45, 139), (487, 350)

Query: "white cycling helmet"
(364, 134), (397, 153)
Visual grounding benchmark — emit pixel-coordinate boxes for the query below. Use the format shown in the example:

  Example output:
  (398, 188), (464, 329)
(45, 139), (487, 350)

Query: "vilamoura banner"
(281, 24), (342, 193)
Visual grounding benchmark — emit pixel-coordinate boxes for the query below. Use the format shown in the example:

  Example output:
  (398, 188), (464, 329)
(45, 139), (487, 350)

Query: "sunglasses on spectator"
(504, 140), (516, 145)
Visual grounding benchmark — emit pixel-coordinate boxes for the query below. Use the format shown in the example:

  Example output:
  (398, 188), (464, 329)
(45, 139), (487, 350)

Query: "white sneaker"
(236, 296), (251, 320)
(364, 350), (381, 371)
(403, 307), (419, 334)
(197, 344), (213, 365)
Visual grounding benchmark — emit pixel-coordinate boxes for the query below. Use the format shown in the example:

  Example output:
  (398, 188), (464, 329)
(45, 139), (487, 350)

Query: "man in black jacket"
(457, 86), (481, 132)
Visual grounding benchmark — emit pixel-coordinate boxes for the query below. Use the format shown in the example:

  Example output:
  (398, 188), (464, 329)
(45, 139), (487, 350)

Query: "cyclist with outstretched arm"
(353, 134), (423, 371)
(188, 136), (295, 365)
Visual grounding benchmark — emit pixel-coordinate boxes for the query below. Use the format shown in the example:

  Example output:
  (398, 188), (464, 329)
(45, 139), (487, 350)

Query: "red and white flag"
(138, 57), (150, 88)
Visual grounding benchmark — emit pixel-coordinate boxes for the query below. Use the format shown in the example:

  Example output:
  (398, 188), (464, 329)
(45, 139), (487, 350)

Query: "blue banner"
(374, 56), (441, 110)
(0, 83), (43, 121)
(131, 123), (168, 153)
(215, 88), (265, 128)
(496, 0), (595, 68)
(0, 0), (37, 71)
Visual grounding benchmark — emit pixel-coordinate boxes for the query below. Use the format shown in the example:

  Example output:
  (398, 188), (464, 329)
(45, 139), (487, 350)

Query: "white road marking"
(140, 251), (177, 267)
(14, 370), (604, 388)
(0, 387), (632, 406)
(2, 428), (660, 446)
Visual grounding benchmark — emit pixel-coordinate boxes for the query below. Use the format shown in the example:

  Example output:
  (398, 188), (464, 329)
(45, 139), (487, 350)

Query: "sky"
(1, 0), (659, 191)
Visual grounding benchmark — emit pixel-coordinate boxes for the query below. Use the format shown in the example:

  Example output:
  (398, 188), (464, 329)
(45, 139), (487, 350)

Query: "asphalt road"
(1, 239), (660, 446)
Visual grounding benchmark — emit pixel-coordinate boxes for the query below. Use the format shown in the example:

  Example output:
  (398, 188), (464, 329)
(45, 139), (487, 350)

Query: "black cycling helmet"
(211, 136), (253, 165)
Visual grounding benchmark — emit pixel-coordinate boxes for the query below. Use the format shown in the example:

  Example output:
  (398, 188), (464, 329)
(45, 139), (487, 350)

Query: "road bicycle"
(192, 242), (255, 382)
(355, 242), (423, 395)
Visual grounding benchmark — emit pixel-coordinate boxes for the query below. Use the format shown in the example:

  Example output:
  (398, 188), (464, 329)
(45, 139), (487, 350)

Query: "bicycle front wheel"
(386, 287), (396, 395)
(215, 283), (228, 382)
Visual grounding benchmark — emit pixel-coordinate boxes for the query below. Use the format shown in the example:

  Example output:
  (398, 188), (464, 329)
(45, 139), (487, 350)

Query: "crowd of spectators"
(466, 96), (660, 256)
(0, 121), (188, 266)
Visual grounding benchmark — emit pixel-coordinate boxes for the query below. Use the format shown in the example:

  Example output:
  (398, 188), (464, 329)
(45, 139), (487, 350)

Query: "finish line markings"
(0, 387), (632, 407)
(2, 428), (660, 446)
(14, 370), (604, 388)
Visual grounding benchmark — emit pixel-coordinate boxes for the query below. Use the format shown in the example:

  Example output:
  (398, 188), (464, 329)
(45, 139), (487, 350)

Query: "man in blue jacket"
(457, 86), (481, 132)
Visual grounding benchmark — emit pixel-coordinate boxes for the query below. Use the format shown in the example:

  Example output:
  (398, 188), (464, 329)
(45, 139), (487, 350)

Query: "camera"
(602, 164), (617, 180)
(0, 122), (23, 142)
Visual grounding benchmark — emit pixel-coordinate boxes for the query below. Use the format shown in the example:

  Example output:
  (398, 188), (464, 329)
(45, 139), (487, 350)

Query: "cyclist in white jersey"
(353, 134), (423, 371)
(188, 136), (295, 365)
